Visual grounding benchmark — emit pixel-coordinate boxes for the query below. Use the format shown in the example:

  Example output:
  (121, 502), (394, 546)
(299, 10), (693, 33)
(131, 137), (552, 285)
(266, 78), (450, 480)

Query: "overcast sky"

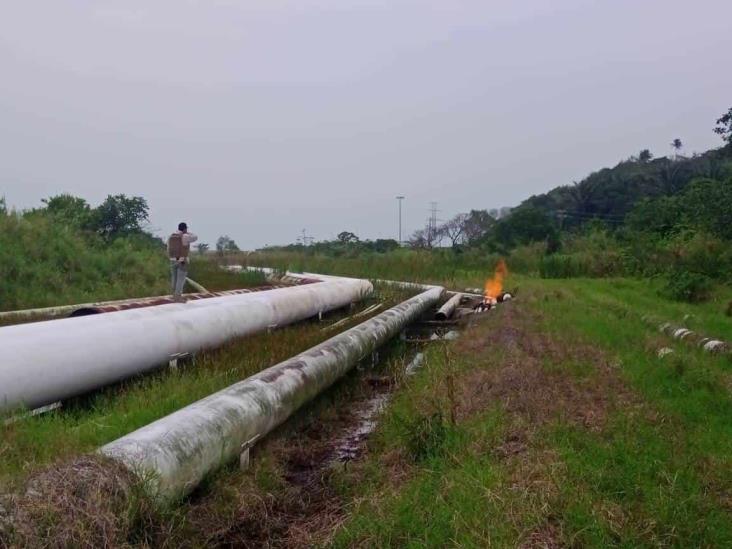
(1, 1), (730, 248)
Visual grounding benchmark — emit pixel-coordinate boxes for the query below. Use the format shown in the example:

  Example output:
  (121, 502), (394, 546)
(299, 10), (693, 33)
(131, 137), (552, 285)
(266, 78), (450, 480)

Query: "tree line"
(406, 107), (732, 254)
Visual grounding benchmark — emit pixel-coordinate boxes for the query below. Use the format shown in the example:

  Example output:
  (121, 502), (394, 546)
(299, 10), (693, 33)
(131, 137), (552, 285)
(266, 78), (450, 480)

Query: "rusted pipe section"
(0, 270), (319, 322)
(0, 285), (293, 321)
(435, 293), (463, 321)
(68, 286), (295, 317)
(100, 285), (444, 500)
(0, 278), (372, 413)
(0, 296), (161, 321)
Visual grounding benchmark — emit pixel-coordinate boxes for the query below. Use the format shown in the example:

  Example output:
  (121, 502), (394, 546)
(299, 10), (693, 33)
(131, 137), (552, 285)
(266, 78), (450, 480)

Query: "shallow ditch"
(208, 304), (482, 547)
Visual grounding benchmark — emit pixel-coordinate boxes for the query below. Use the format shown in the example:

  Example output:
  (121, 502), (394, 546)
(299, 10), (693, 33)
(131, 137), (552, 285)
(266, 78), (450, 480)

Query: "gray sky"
(2, 1), (730, 249)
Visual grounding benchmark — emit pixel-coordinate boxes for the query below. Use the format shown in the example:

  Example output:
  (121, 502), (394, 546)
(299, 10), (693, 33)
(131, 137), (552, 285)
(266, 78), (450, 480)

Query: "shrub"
(661, 269), (713, 303)
(664, 231), (732, 279)
(0, 213), (168, 310)
(539, 254), (583, 278)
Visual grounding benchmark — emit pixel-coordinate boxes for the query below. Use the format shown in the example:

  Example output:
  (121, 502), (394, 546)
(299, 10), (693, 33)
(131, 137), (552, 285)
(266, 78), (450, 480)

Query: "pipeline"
(68, 285), (297, 317)
(435, 293), (463, 320)
(656, 321), (729, 354)
(0, 277), (372, 413)
(234, 265), (484, 299)
(100, 285), (444, 500)
(184, 277), (208, 294)
(0, 282), (306, 322)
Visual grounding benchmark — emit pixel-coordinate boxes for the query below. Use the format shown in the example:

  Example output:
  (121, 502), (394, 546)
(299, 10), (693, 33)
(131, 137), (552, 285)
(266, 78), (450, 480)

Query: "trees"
(337, 231), (359, 244)
(372, 239), (400, 253)
(680, 177), (732, 240)
(671, 138), (683, 158)
(41, 194), (93, 229)
(639, 149), (653, 162)
(626, 196), (680, 236)
(657, 159), (689, 195)
(490, 206), (556, 249)
(628, 176), (732, 240)
(462, 209), (495, 244)
(36, 193), (149, 239)
(195, 243), (210, 255)
(408, 228), (429, 249)
(93, 194), (149, 239)
(567, 180), (601, 217)
(216, 235), (239, 254)
(714, 107), (732, 145)
(438, 213), (468, 248)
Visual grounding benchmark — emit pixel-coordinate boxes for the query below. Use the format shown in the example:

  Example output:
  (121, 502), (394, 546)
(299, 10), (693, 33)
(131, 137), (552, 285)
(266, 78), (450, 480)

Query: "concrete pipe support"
(100, 285), (444, 500)
(0, 278), (372, 413)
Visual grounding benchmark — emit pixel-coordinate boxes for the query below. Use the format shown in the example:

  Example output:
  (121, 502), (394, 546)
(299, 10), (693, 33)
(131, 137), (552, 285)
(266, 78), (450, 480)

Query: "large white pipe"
(100, 285), (444, 500)
(0, 278), (372, 413)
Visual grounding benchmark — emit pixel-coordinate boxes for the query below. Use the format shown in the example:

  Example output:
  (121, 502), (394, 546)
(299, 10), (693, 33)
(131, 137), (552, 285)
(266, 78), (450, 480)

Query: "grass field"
(2, 252), (731, 547)
(328, 275), (732, 547)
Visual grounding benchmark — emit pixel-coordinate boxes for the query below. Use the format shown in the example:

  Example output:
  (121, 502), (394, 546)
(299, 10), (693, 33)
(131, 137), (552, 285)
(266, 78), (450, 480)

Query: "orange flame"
(484, 259), (508, 300)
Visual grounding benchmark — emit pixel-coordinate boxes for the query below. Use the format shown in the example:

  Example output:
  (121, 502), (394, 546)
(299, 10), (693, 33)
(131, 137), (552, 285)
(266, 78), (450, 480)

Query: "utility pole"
(429, 201), (439, 247)
(396, 196), (405, 244)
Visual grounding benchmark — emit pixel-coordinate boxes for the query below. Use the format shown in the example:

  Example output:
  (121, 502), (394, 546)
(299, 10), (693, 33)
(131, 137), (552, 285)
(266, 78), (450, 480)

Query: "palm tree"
(671, 138), (683, 159)
(567, 180), (600, 216)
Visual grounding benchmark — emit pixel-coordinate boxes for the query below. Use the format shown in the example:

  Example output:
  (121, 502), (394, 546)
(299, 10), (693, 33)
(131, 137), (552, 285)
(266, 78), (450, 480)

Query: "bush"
(661, 269), (713, 303)
(0, 213), (168, 310)
(664, 231), (732, 280)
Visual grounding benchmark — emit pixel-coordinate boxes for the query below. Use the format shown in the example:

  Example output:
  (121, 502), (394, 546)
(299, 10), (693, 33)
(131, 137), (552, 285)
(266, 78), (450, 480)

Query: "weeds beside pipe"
(100, 285), (444, 500)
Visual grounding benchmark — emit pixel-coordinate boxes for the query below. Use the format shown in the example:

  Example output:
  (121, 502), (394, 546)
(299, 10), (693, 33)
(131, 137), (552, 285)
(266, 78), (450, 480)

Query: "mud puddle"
(331, 391), (391, 462)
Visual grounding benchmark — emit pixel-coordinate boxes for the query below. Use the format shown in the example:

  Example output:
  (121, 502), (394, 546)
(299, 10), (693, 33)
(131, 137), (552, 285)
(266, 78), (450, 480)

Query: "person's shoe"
(173, 296), (188, 303)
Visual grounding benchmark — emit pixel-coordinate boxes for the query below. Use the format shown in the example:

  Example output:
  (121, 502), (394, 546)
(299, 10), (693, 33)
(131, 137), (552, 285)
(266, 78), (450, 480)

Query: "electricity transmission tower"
(298, 228), (314, 246)
(427, 201), (440, 247)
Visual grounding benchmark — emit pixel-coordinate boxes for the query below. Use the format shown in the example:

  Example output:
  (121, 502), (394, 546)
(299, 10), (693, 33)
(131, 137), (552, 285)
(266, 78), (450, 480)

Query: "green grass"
(537, 275), (732, 341)
(241, 248), (524, 291)
(186, 258), (267, 291)
(328, 270), (732, 547)
(4, 249), (732, 546)
(0, 214), (169, 311)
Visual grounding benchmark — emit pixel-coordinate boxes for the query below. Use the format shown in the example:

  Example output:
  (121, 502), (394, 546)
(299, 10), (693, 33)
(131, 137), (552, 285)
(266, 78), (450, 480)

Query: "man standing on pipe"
(168, 222), (198, 302)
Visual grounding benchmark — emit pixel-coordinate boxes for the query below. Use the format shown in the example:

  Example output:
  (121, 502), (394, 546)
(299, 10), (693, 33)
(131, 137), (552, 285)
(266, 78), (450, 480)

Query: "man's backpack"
(167, 233), (188, 259)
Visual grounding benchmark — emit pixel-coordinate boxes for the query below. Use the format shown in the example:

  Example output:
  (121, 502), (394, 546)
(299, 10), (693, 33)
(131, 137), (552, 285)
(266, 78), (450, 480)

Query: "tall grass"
(234, 247), (536, 289)
(0, 214), (168, 311)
